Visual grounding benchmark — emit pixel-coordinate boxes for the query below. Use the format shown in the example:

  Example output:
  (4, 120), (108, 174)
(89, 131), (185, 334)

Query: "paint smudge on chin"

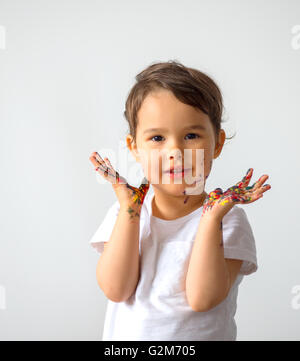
(182, 190), (189, 204)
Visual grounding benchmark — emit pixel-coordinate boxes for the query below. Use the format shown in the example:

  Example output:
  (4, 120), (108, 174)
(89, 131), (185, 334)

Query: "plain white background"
(0, 0), (300, 340)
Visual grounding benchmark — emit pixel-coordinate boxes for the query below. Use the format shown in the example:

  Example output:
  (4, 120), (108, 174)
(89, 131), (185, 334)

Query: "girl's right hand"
(89, 151), (150, 209)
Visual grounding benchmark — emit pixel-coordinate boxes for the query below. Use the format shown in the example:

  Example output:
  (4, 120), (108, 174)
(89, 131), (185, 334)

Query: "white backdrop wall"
(0, 0), (299, 340)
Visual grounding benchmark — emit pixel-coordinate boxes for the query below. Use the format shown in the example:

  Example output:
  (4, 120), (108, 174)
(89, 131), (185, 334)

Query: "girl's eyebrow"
(143, 124), (206, 135)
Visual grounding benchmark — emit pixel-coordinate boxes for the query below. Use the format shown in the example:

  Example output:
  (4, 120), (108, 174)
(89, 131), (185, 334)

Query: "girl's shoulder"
(223, 205), (250, 226)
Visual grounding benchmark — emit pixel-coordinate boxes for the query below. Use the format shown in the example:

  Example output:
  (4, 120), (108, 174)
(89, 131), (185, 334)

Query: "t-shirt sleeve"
(89, 200), (120, 255)
(222, 205), (258, 275)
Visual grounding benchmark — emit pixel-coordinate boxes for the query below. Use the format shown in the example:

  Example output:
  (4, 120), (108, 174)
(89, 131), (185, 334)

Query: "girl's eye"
(150, 133), (200, 142)
(151, 135), (164, 142)
(185, 133), (200, 140)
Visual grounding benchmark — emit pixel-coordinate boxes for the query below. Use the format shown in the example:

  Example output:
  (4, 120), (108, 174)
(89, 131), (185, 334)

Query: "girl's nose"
(168, 149), (183, 162)
(167, 147), (182, 160)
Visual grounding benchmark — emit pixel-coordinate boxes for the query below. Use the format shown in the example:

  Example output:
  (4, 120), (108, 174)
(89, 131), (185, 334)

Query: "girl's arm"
(89, 151), (149, 303)
(185, 216), (237, 312)
(185, 168), (271, 312)
(96, 200), (142, 303)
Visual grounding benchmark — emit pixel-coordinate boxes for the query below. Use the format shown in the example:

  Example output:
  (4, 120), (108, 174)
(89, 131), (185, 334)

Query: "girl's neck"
(151, 189), (207, 220)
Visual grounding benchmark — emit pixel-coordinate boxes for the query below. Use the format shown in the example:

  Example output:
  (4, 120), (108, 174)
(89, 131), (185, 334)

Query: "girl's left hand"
(202, 168), (271, 221)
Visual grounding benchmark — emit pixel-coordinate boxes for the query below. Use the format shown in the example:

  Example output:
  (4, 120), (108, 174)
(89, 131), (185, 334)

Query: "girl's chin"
(159, 181), (205, 196)
(162, 179), (200, 187)
(160, 183), (193, 195)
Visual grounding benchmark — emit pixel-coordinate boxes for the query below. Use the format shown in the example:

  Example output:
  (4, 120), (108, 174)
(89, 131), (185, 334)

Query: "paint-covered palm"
(202, 168), (271, 220)
(89, 152), (150, 213)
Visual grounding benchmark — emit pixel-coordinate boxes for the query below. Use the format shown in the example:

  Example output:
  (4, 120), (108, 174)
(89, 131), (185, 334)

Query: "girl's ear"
(214, 129), (226, 159)
(126, 134), (140, 162)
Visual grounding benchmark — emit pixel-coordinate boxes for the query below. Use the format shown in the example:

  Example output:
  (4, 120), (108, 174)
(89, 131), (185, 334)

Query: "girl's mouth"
(164, 168), (191, 178)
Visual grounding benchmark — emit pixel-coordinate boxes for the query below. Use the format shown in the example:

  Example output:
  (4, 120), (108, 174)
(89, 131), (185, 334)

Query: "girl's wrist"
(200, 213), (223, 225)
(119, 202), (143, 221)
(120, 200), (143, 212)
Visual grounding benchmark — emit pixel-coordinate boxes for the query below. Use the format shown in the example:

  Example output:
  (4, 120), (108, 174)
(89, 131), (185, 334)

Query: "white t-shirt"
(89, 187), (258, 341)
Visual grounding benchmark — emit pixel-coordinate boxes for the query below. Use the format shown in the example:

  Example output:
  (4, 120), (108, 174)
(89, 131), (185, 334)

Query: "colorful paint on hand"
(95, 163), (115, 179)
(93, 153), (125, 185)
(91, 152), (150, 219)
(126, 177), (149, 206)
(202, 168), (271, 216)
(125, 177), (150, 219)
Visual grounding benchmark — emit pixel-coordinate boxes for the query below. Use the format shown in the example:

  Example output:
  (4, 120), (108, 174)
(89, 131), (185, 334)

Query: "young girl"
(88, 60), (271, 341)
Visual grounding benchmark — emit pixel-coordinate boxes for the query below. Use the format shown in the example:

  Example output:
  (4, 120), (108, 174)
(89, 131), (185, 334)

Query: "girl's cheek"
(139, 156), (160, 184)
(204, 151), (214, 181)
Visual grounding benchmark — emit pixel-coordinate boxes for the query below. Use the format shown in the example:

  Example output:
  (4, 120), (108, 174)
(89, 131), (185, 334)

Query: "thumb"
(140, 176), (149, 186)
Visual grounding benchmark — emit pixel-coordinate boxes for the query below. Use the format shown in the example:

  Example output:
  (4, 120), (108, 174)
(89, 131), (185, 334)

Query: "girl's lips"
(164, 168), (192, 173)
(169, 171), (185, 178)
(164, 168), (192, 178)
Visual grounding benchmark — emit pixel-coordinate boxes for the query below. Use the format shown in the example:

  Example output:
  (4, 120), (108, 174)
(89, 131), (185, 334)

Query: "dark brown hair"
(123, 59), (235, 144)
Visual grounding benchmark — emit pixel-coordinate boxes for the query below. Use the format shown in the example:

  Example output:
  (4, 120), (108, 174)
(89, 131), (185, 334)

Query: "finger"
(246, 175), (269, 193)
(214, 187), (223, 194)
(95, 153), (112, 175)
(95, 163), (112, 178)
(236, 168), (254, 188)
(242, 181), (271, 202)
(90, 153), (121, 184)
(139, 177), (150, 190)
(95, 155), (116, 177)
(103, 157), (114, 170)
(254, 182), (271, 196)
(94, 152), (105, 165)
(140, 176), (149, 185)
(103, 157), (130, 186)
(210, 188), (223, 198)
(102, 157), (128, 185)
(102, 157), (117, 178)
(262, 183), (271, 191)
(89, 152), (107, 170)
(93, 159), (117, 182)
(241, 193), (262, 203)
(89, 153), (101, 167)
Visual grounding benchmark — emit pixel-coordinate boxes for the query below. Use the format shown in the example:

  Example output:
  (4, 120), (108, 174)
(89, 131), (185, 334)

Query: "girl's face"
(127, 89), (225, 197)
